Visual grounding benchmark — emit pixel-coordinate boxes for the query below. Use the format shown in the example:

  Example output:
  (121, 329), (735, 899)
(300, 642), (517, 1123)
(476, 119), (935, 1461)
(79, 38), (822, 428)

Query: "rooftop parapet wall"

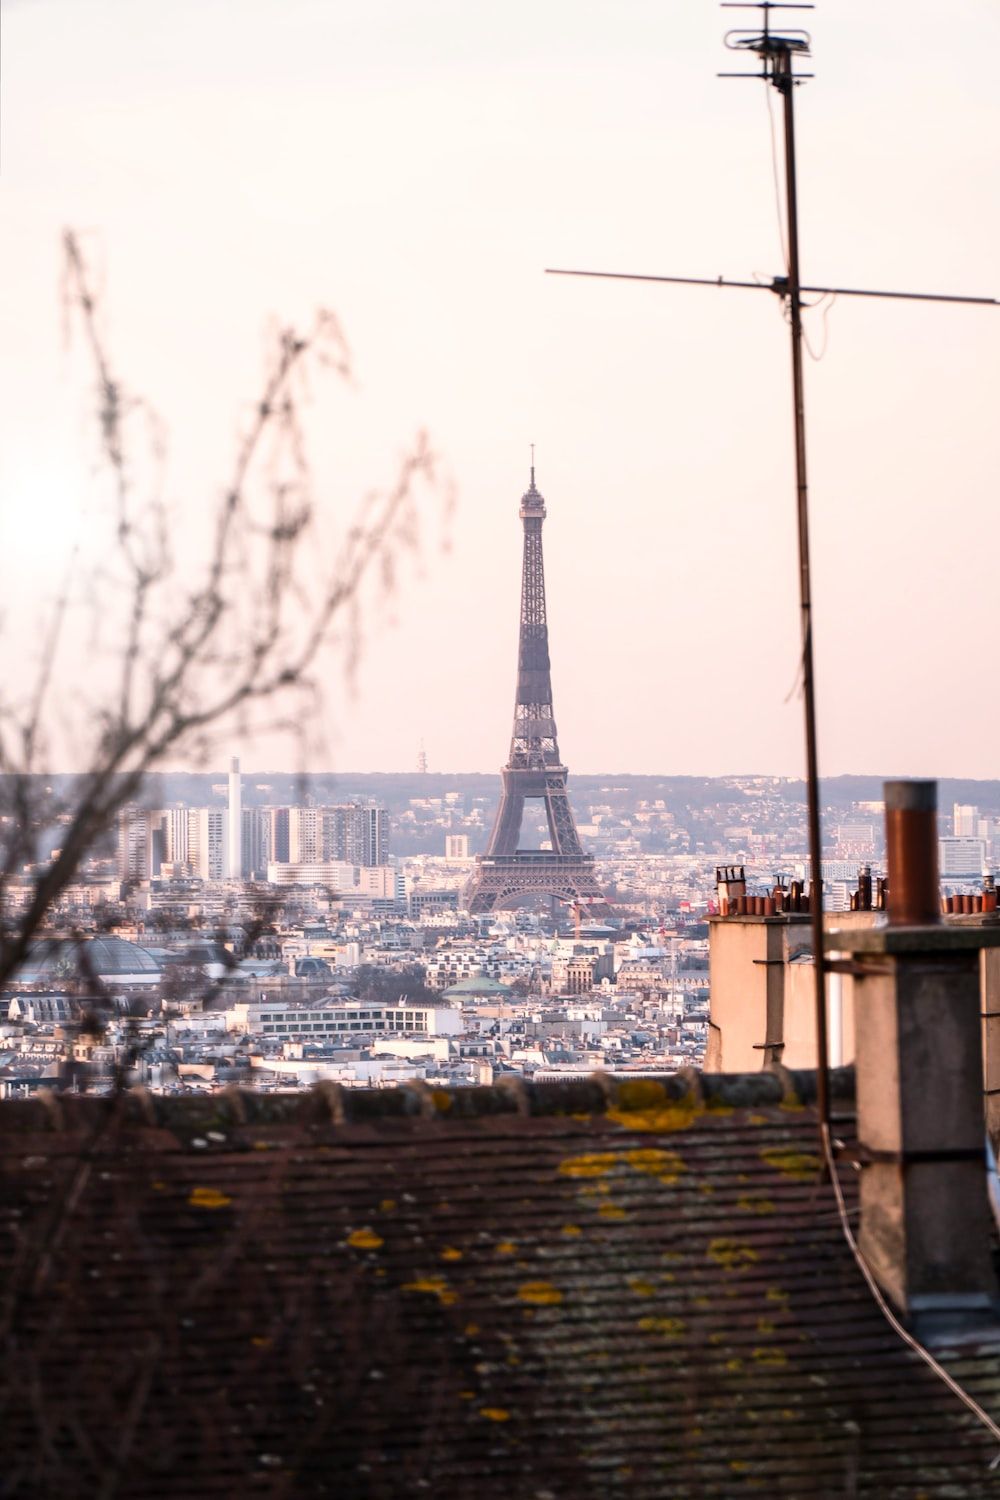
(0, 1064), (857, 1139)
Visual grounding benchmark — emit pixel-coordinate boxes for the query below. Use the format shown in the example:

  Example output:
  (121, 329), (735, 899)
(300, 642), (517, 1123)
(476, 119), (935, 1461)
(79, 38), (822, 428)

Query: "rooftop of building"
(4, 1066), (1000, 1497)
(441, 974), (513, 998)
(11, 934), (162, 985)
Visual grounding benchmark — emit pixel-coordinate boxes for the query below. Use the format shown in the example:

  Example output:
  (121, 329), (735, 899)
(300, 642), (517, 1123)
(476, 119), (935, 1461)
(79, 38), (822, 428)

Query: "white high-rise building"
(939, 836), (987, 878)
(954, 804), (980, 837)
(241, 807), (269, 879)
(227, 757), (242, 879)
(116, 806), (150, 881)
(189, 808), (226, 881)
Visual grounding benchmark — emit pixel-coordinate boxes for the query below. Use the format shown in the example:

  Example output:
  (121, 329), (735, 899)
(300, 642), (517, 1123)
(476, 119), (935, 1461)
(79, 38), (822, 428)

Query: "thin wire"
(783, 651), (805, 704)
(822, 1122), (1000, 1462)
(801, 291), (836, 361)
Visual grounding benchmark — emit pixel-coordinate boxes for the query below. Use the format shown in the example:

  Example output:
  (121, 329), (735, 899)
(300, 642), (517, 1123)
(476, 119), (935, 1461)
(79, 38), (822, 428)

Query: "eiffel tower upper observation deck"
(464, 466), (609, 917)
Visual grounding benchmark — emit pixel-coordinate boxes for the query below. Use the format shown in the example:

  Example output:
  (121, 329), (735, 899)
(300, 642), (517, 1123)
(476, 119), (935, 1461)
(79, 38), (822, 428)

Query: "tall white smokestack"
(228, 756), (242, 880)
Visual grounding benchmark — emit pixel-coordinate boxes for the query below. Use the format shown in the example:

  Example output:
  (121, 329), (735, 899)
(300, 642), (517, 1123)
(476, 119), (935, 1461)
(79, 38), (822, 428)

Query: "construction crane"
(557, 898), (584, 942)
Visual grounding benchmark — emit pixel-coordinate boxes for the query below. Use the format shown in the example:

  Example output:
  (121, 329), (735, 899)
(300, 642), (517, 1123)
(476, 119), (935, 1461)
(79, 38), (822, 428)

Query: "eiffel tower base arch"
(465, 853), (610, 917)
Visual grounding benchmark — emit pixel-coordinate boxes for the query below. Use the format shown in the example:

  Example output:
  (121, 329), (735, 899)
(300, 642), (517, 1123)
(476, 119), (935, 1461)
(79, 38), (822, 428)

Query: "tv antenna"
(547, 3), (998, 1137)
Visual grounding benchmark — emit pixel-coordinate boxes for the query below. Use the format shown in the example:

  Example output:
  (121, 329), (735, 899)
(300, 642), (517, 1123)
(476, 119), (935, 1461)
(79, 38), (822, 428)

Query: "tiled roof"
(3, 1067), (1000, 1498)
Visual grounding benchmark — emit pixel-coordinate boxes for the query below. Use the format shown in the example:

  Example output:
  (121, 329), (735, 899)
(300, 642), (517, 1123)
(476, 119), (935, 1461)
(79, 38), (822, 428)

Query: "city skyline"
(4, 11), (1000, 1488)
(2, 1), (998, 779)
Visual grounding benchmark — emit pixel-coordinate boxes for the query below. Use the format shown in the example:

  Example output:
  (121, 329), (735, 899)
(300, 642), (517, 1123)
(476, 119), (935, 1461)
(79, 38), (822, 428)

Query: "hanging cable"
(801, 291), (837, 361)
(820, 1121), (1000, 1464)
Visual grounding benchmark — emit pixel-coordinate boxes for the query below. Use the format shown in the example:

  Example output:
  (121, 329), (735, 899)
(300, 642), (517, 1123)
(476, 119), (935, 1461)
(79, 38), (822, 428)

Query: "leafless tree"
(0, 231), (448, 994)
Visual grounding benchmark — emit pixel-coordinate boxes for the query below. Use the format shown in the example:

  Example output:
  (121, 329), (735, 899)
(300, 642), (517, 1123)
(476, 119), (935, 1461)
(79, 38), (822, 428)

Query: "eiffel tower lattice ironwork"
(465, 466), (609, 917)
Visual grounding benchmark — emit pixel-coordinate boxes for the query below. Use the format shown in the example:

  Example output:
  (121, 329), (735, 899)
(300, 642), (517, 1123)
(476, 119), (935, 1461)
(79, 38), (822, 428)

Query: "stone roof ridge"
(0, 1063), (855, 1136)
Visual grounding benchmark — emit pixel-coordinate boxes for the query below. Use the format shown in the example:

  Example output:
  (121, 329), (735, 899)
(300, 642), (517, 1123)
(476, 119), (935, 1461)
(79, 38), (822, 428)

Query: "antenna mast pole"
(719, 2), (829, 1128)
(766, 16), (831, 1132)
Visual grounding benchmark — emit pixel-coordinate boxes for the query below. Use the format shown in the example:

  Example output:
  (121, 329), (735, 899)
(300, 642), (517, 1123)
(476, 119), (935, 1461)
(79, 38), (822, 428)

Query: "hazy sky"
(2, 0), (999, 778)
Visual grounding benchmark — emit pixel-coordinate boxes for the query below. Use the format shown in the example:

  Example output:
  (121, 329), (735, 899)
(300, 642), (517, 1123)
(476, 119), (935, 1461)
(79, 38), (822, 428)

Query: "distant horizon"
(20, 768), (1000, 791)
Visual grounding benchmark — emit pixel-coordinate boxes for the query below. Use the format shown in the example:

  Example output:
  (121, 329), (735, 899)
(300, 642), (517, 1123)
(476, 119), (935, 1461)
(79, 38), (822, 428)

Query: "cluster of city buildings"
(116, 757), (393, 899)
(5, 767), (1000, 1104)
(0, 881), (711, 1096)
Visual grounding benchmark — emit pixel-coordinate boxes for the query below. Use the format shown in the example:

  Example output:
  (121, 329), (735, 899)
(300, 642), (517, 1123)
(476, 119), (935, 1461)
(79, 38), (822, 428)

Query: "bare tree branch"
(0, 232), (446, 992)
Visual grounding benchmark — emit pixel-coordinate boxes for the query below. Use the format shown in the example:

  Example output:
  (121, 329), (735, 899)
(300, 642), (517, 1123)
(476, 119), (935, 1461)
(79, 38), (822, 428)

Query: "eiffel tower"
(465, 464), (609, 917)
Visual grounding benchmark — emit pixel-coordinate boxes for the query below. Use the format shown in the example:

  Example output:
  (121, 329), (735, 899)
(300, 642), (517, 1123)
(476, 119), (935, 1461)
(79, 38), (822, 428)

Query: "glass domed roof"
(15, 936), (161, 983)
(85, 937), (161, 974)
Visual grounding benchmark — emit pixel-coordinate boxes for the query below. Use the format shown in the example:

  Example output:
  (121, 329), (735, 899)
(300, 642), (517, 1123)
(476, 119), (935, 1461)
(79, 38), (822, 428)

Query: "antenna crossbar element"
(544, 267), (1000, 308)
(720, 0), (813, 87)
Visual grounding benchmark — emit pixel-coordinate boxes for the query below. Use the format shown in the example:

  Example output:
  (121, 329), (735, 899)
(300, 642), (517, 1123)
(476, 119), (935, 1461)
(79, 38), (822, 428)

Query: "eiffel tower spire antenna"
(465, 469), (608, 917)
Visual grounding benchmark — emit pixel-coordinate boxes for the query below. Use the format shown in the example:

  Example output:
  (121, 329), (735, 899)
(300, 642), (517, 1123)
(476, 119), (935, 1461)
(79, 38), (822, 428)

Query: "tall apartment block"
(117, 796), (390, 883)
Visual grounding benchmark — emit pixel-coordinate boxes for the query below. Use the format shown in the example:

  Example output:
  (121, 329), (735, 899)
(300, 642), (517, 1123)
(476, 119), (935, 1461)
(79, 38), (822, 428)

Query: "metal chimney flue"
(884, 779), (939, 926)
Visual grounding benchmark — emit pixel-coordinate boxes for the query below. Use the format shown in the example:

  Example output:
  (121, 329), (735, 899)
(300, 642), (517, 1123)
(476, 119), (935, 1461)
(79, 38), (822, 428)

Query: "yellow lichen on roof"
(441, 1246), (463, 1261)
(402, 1277), (458, 1306)
(752, 1346), (789, 1366)
(347, 1227), (384, 1250)
(708, 1238), (759, 1271)
(607, 1103), (698, 1134)
(557, 1151), (617, 1178)
(638, 1316), (686, 1337)
(737, 1195), (776, 1215)
(517, 1281), (564, 1306)
(760, 1147), (820, 1181)
(479, 1407), (510, 1422)
(624, 1147), (686, 1184)
(188, 1186), (232, 1210)
(617, 1079), (670, 1111)
(606, 1079), (703, 1134)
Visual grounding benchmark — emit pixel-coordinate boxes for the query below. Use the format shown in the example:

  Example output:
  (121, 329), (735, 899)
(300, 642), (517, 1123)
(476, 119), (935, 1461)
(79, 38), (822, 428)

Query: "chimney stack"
(830, 779), (1000, 1339)
(884, 779), (939, 926)
(715, 865), (746, 916)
